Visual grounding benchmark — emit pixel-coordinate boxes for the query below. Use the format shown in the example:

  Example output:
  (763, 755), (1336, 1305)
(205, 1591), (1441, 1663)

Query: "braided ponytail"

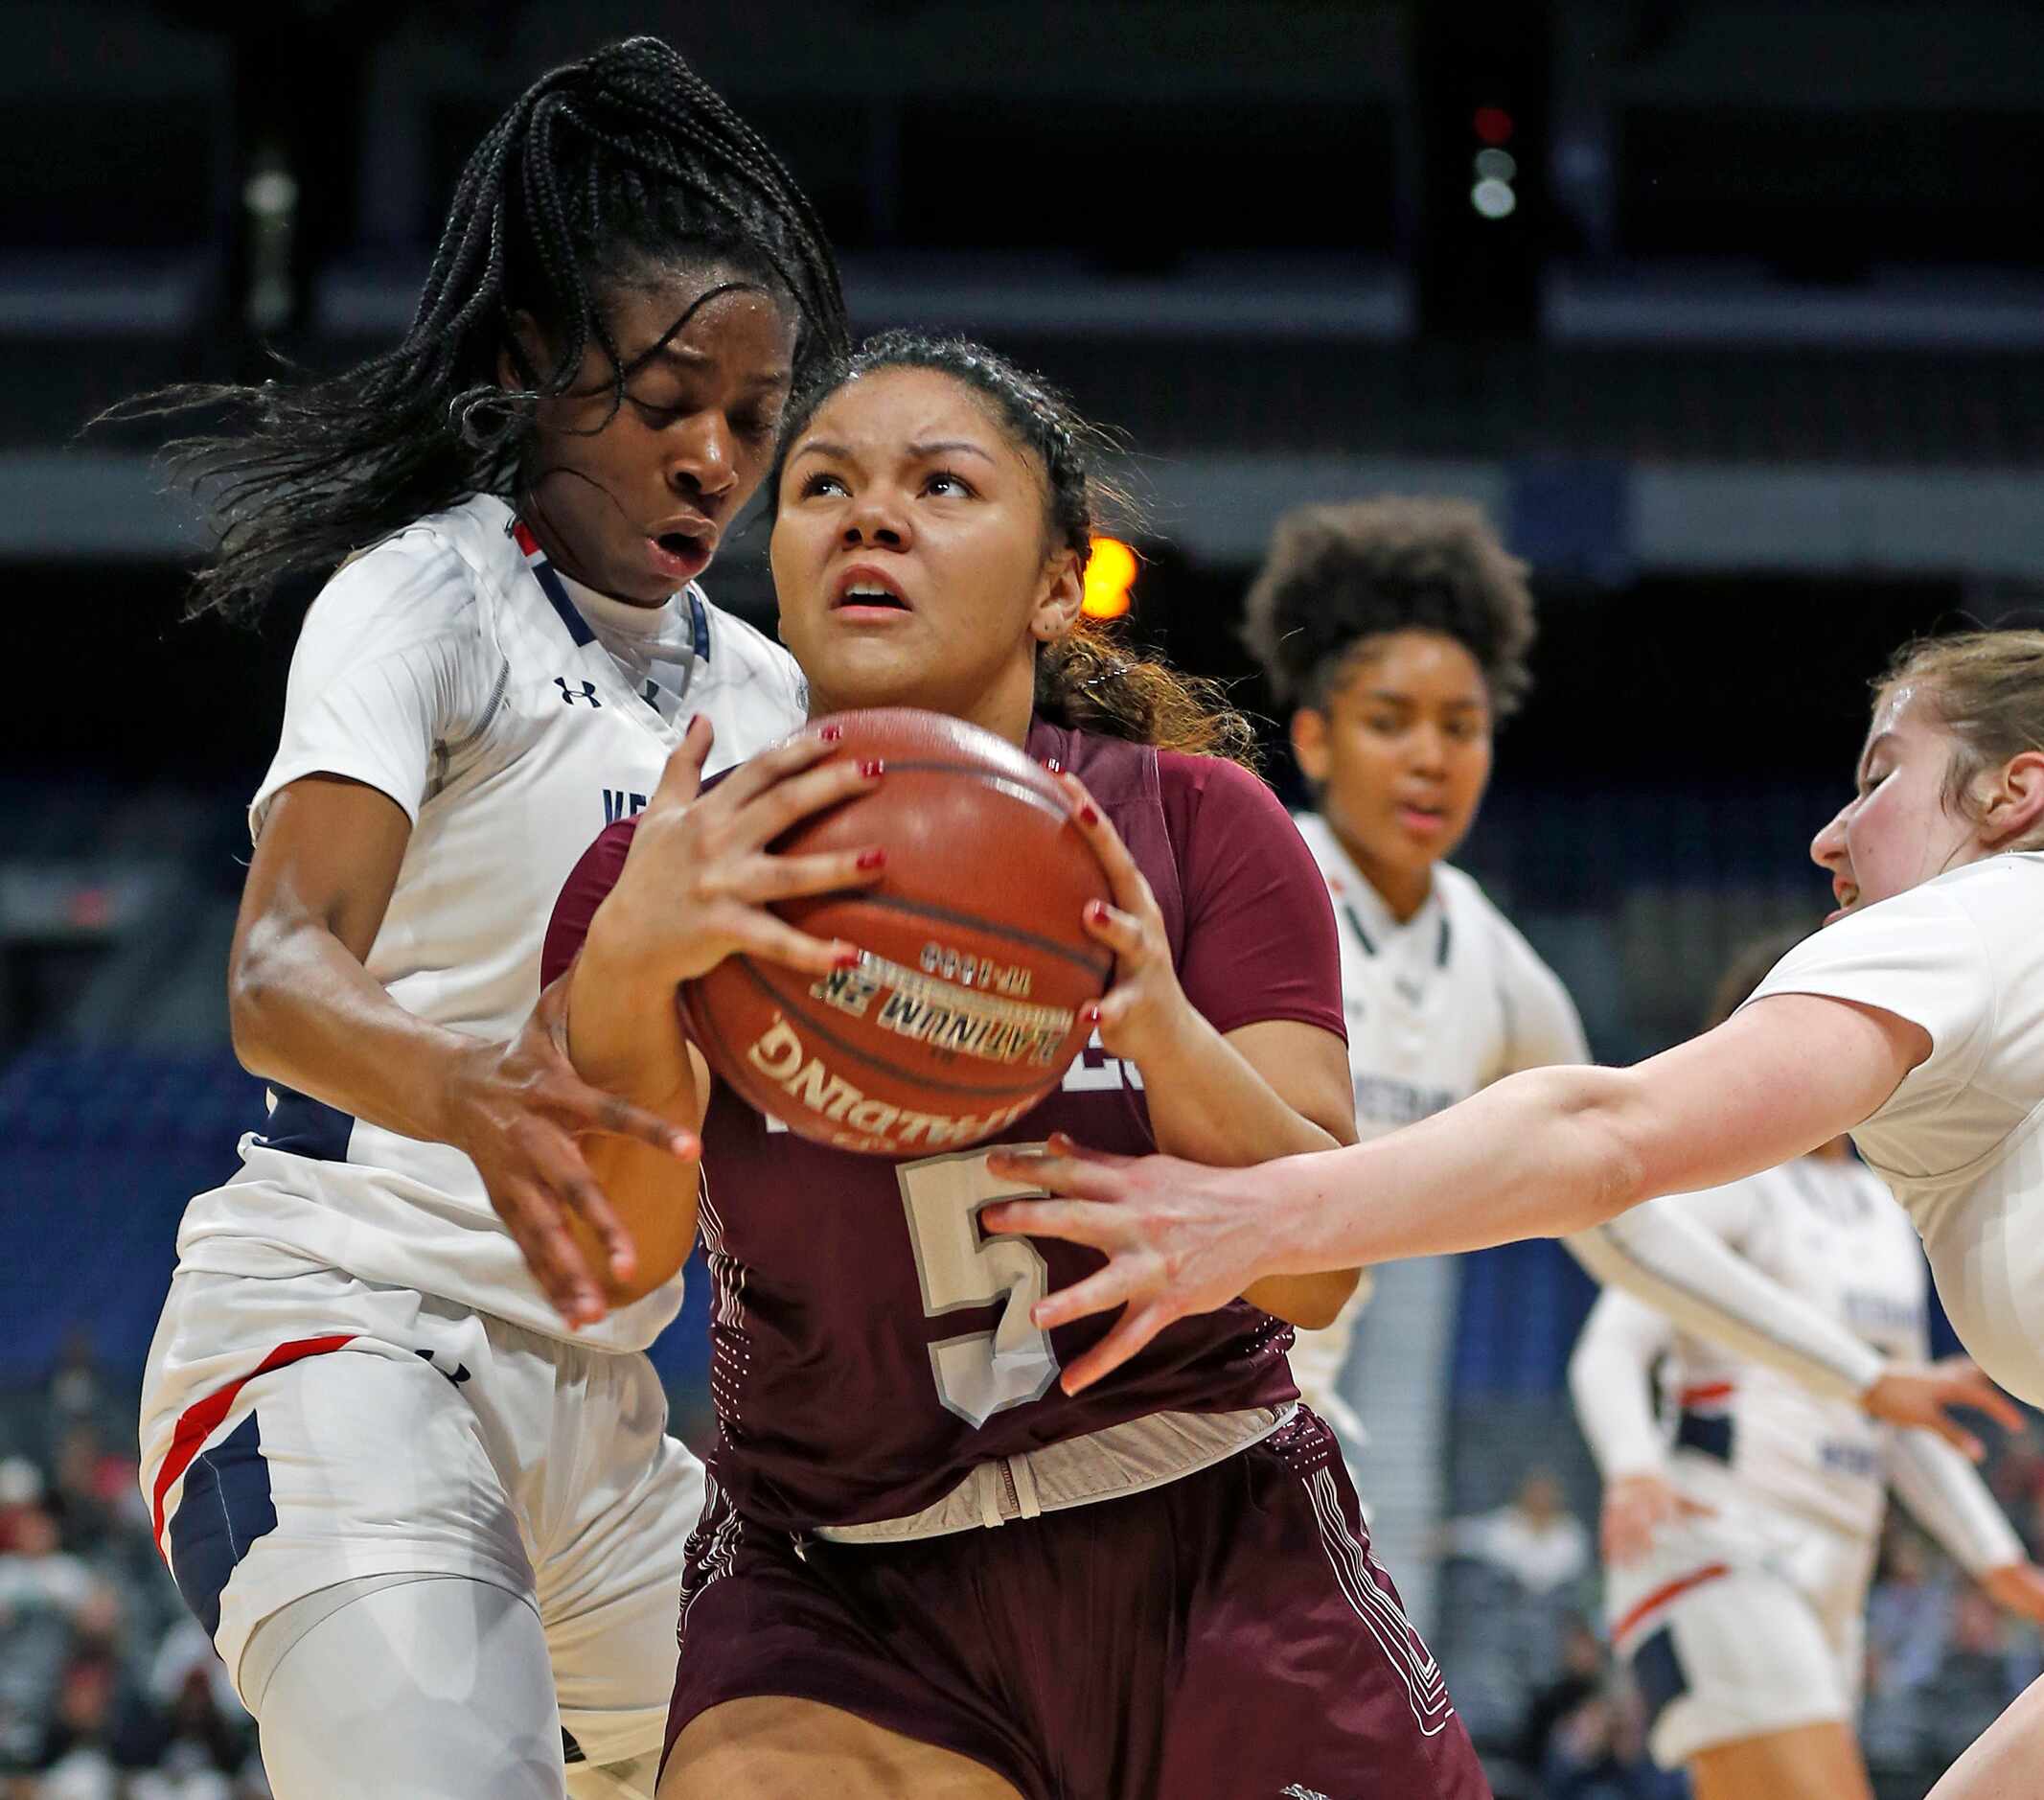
(115, 36), (848, 622)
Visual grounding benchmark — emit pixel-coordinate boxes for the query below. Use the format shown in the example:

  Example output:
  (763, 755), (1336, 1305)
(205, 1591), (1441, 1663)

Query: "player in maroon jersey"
(544, 333), (1494, 1800)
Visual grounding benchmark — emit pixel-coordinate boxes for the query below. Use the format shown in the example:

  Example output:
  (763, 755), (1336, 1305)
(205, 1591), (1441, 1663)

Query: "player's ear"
(1291, 706), (1332, 785)
(1978, 749), (2044, 849)
(497, 310), (549, 392)
(1032, 547), (1084, 643)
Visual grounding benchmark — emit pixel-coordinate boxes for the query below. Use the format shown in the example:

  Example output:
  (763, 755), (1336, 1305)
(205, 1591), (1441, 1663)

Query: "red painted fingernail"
(1085, 900), (1111, 925)
(1081, 1002), (1102, 1026)
(1078, 804), (1099, 826)
(857, 847), (886, 870)
(835, 946), (862, 969)
(1044, 757), (1063, 773)
(860, 758), (884, 778)
(818, 722), (843, 742)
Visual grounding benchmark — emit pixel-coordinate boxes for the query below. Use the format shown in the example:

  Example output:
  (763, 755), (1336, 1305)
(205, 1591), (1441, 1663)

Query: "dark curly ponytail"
(769, 331), (1257, 765)
(115, 36), (848, 622)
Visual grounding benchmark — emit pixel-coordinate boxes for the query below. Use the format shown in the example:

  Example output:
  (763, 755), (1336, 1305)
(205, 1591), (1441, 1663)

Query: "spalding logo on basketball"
(679, 709), (1114, 1156)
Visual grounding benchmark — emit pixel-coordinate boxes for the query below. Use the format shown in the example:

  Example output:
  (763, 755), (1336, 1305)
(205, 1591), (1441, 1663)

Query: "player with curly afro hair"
(1237, 496), (1584, 1513)
(1243, 495), (1537, 920)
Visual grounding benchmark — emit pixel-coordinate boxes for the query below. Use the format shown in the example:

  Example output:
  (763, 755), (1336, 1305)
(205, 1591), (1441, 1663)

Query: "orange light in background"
(1083, 536), (1137, 619)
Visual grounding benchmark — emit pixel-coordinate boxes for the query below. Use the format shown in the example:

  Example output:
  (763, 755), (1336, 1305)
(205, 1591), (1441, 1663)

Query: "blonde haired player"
(1570, 936), (2044, 1800)
(988, 628), (2044, 1800)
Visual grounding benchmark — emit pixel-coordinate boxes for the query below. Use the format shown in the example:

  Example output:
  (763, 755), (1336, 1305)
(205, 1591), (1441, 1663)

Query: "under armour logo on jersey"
(414, 1348), (471, 1387)
(554, 677), (602, 706)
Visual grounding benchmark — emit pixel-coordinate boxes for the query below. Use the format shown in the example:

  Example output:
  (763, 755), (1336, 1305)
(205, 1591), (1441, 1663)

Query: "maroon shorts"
(664, 1410), (1490, 1800)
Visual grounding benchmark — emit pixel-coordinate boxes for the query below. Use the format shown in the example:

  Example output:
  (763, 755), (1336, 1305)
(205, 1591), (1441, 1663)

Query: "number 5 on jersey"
(898, 1147), (1061, 1427)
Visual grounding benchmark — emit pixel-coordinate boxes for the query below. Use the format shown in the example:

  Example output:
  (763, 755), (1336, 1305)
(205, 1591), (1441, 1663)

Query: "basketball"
(679, 708), (1114, 1155)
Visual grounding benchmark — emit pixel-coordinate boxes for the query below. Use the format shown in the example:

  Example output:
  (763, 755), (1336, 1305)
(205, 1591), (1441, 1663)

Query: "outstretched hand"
(982, 1133), (1288, 1395)
(1863, 1356), (2026, 1462)
(448, 974), (698, 1328)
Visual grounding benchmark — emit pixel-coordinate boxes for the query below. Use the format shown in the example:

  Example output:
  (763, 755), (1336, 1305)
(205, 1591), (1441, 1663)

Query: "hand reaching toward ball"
(1052, 768), (1200, 1071)
(588, 715), (889, 989)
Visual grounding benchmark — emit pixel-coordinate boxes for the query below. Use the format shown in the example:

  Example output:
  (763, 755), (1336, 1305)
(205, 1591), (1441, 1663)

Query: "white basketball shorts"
(139, 1260), (703, 1767)
(1604, 1488), (1876, 1768)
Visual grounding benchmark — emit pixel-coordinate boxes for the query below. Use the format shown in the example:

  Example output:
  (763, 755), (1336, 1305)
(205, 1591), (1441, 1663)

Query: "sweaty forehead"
(607, 271), (792, 360)
(1867, 681), (1938, 750)
(807, 368), (1024, 463)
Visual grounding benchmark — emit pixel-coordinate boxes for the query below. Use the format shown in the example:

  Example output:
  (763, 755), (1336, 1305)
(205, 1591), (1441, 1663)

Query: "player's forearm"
(563, 911), (707, 1232)
(1567, 1305), (1671, 1479)
(1566, 1212), (1885, 1403)
(568, 906), (702, 1114)
(1133, 1008), (1341, 1167)
(1132, 1015), (1356, 1326)
(1254, 1064), (1656, 1277)
(1888, 1430), (2026, 1577)
(228, 912), (488, 1143)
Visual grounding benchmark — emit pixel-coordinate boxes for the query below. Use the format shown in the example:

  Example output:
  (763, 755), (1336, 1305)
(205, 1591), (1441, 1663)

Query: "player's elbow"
(1530, 1065), (1655, 1235)
(226, 915), (304, 1077)
(1578, 1073), (1658, 1226)
(1292, 1267), (1361, 1329)
(1244, 1267), (1358, 1328)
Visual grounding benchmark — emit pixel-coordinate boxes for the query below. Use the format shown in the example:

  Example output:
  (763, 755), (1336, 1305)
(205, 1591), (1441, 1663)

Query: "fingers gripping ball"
(680, 709), (1113, 1154)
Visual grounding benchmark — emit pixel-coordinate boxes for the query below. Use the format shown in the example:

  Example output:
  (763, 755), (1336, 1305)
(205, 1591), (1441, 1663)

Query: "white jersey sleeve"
(1742, 878), (1998, 1178)
(1566, 1181), (1887, 1403)
(1493, 918), (1592, 1074)
(251, 532), (494, 838)
(1743, 856), (2044, 1409)
(1569, 1281), (1674, 1479)
(1886, 1430), (2026, 1576)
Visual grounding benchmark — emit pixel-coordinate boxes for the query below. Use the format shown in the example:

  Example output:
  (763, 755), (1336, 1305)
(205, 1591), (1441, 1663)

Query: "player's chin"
(596, 552), (685, 607)
(803, 636), (930, 707)
(1368, 825), (1445, 878)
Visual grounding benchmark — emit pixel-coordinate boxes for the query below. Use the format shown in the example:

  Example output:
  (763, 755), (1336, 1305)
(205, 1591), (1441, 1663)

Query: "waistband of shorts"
(812, 1402), (1296, 1544)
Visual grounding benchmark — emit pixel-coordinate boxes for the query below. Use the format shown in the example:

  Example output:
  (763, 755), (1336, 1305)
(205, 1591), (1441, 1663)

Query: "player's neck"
(810, 665), (1035, 750)
(951, 655), (1038, 748)
(1330, 822), (1433, 924)
(518, 502), (668, 611)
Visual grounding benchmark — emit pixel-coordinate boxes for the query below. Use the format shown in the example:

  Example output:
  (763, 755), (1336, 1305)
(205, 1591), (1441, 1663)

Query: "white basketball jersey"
(1747, 852), (2044, 1410)
(1286, 813), (1589, 1430)
(175, 493), (808, 1350)
(1572, 1158), (2022, 1569)
(1637, 1160), (1924, 1538)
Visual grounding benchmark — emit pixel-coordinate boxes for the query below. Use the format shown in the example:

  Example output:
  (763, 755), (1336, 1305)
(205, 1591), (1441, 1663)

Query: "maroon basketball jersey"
(545, 720), (1346, 1533)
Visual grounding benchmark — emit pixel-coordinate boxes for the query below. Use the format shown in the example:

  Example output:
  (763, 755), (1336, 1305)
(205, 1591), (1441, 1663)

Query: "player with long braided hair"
(134, 38), (847, 1800)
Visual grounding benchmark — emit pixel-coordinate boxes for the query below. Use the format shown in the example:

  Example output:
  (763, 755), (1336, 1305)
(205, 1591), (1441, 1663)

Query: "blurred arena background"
(5, 3), (2044, 1795)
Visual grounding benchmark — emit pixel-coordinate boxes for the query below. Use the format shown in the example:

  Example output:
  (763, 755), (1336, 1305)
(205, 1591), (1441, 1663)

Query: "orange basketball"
(679, 709), (1114, 1155)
